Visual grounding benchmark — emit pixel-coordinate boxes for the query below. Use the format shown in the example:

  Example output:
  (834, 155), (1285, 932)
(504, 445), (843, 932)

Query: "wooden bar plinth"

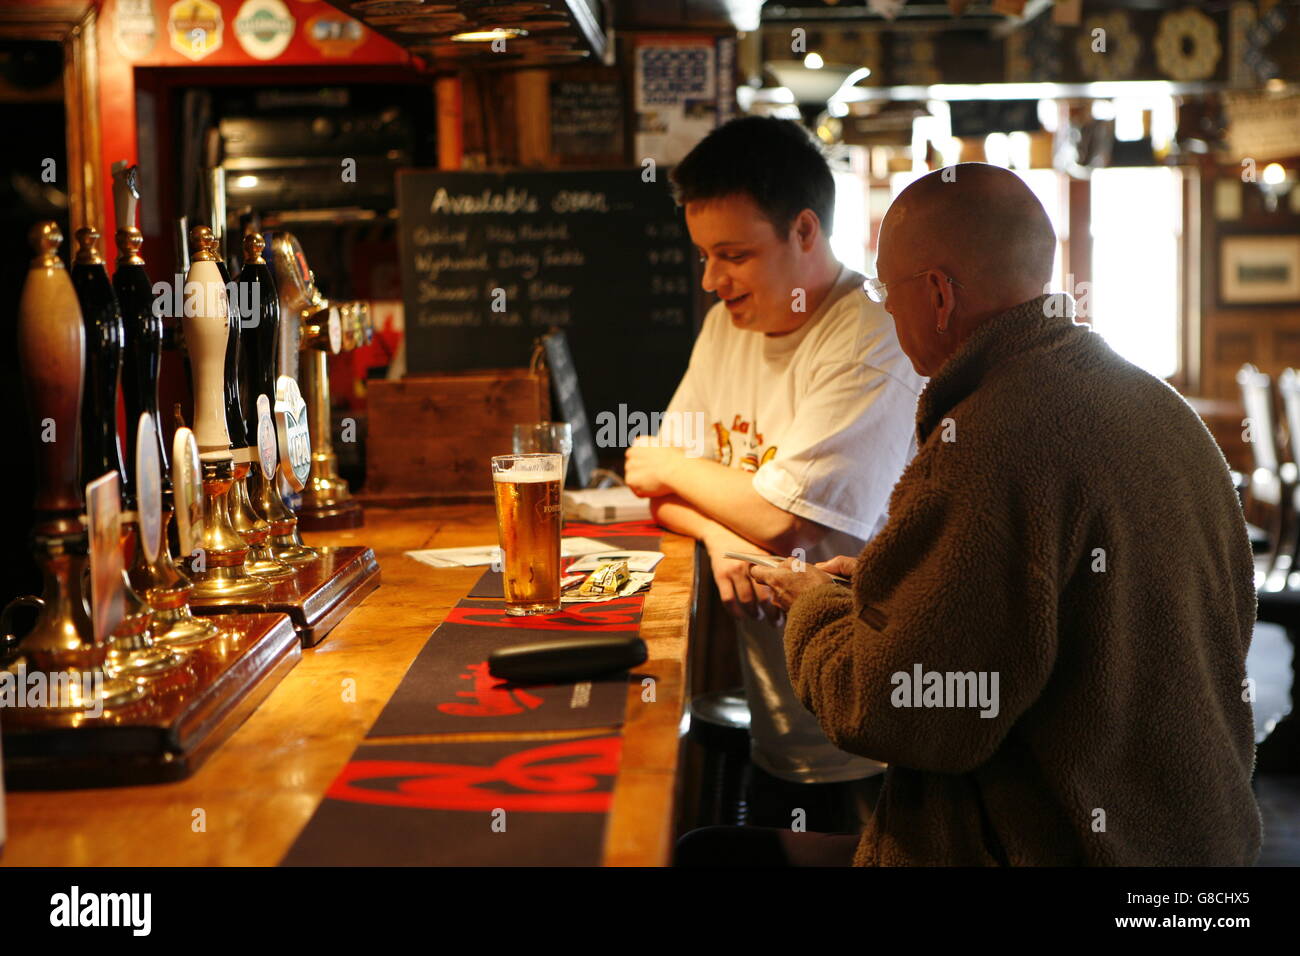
(191, 545), (381, 648)
(1, 612), (300, 790)
(297, 499), (365, 531)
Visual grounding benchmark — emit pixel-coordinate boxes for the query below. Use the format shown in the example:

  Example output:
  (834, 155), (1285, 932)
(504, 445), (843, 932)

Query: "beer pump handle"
(183, 226), (232, 460)
(111, 160), (138, 235)
(207, 231), (251, 455)
(18, 223), (87, 538)
(113, 162), (170, 498)
(70, 226), (127, 496)
(240, 233), (281, 440)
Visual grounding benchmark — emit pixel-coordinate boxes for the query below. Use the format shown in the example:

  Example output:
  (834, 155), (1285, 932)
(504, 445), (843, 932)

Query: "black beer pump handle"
(238, 233), (281, 441)
(70, 224), (126, 498)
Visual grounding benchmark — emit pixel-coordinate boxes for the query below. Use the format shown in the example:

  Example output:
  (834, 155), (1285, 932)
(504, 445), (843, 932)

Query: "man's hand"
(814, 556), (858, 579)
(750, 557), (838, 612)
(710, 550), (773, 620)
(624, 440), (686, 498)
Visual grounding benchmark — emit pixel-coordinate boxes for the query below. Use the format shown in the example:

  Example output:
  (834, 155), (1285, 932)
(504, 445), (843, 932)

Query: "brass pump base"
(129, 506), (221, 648)
(230, 463), (296, 580)
(187, 459), (272, 603)
(251, 470), (318, 565)
(106, 558), (183, 681)
(2, 535), (145, 715)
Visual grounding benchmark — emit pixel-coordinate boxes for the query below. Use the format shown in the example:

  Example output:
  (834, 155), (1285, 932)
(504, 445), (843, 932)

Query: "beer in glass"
(491, 453), (563, 616)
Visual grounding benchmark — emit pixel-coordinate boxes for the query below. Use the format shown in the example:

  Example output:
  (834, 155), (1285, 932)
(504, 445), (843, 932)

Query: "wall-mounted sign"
(168, 0), (224, 62)
(1225, 91), (1300, 162)
(1220, 236), (1300, 307)
(550, 80), (624, 159)
(634, 37), (717, 166)
(235, 0), (296, 61)
(114, 0), (158, 60)
(1155, 7), (1221, 82)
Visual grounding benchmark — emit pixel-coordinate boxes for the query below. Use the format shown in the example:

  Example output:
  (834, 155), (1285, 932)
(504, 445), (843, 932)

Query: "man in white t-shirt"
(624, 117), (924, 825)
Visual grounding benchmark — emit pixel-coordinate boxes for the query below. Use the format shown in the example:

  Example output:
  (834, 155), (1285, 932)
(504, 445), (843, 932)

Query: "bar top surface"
(0, 503), (695, 867)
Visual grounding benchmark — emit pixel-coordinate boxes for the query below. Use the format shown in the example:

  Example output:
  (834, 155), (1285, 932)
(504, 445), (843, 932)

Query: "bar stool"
(687, 688), (753, 826)
(1274, 369), (1300, 585)
(1237, 364), (1294, 590)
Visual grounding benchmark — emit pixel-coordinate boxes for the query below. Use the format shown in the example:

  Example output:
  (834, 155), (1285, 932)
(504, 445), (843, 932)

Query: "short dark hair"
(670, 116), (835, 239)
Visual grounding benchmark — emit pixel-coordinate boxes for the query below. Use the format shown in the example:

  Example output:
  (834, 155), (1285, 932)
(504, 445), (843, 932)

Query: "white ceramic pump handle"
(183, 235), (232, 461)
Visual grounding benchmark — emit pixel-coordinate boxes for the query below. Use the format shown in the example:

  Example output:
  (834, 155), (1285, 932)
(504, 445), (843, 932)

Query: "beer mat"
(466, 569), (655, 601)
(366, 621), (628, 737)
(406, 536), (615, 569)
(569, 549), (664, 572)
(280, 735), (621, 867)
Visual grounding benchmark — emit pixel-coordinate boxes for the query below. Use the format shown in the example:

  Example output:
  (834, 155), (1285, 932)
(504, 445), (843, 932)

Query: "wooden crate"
(364, 369), (551, 500)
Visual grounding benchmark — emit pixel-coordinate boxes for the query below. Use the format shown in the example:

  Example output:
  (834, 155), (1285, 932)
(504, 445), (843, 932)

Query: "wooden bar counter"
(0, 503), (696, 867)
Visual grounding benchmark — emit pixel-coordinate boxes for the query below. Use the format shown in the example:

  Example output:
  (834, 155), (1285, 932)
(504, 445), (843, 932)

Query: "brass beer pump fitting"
(180, 225), (271, 602)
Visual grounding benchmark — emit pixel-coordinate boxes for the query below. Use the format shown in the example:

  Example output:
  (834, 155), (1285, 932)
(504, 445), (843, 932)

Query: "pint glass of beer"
(491, 453), (563, 616)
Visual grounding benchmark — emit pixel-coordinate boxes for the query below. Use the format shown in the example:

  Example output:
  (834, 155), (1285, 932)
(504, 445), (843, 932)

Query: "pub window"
(1089, 166), (1184, 381)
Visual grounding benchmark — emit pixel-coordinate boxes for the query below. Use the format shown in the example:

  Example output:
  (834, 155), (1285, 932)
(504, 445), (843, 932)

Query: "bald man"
(739, 163), (1261, 866)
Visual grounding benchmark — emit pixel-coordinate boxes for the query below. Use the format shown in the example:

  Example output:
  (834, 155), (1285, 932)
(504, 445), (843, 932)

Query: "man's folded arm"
(783, 475), (1060, 774)
(650, 493), (829, 557)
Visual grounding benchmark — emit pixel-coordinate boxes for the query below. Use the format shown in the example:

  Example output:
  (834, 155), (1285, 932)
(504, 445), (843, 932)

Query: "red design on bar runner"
(439, 661), (545, 717)
(562, 520), (663, 538)
(447, 595), (645, 631)
(328, 737), (622, 813)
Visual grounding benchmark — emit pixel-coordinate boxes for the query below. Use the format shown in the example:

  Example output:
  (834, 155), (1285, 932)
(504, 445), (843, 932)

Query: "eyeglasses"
(863, 271), (963, 304)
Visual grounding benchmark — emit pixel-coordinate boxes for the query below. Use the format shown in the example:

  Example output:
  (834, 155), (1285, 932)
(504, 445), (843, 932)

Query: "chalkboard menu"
(550, 80), (624, 158)
(397, 169), (698, 462)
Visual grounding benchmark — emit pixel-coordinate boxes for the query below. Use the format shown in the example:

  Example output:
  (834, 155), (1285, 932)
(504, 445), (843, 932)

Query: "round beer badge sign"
(135, 412), (163, 565)
(234, 0), (295, 61)
(275, 374), (312, 491)
(328, 306), (343, 354)
(256, 393), (279, 479)
(172, 427), (204, 558)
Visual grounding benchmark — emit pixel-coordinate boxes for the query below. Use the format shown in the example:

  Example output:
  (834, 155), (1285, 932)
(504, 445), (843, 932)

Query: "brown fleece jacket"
(785, 294), (1261, 866)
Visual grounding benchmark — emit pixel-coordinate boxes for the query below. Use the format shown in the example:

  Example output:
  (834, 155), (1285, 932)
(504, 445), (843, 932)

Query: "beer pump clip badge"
(275, 375), (312, 491)
(85, 472), (125, 645)
(135, 412), (163, 565)
(256, 393), (279, 480)
(172, 427), (204, 558)
(328, 306), (343, 354)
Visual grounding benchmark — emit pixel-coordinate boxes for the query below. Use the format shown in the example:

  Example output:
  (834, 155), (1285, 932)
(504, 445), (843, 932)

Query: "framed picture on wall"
(1219, 235), (1300, 306)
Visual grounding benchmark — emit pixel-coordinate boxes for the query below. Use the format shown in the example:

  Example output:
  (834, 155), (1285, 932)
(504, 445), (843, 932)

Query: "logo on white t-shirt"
(714, 415), (777, 472)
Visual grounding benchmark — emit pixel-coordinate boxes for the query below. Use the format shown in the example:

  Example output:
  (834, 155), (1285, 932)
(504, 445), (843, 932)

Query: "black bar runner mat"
(282, 528), (660, 865)
(281, 734), (622, 866)
(366, 613), (638, 737)
(369, 528), (660, 738)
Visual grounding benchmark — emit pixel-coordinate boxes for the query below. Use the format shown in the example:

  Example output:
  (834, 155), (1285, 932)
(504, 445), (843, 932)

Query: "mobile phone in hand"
(723, 552), (851, 587)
